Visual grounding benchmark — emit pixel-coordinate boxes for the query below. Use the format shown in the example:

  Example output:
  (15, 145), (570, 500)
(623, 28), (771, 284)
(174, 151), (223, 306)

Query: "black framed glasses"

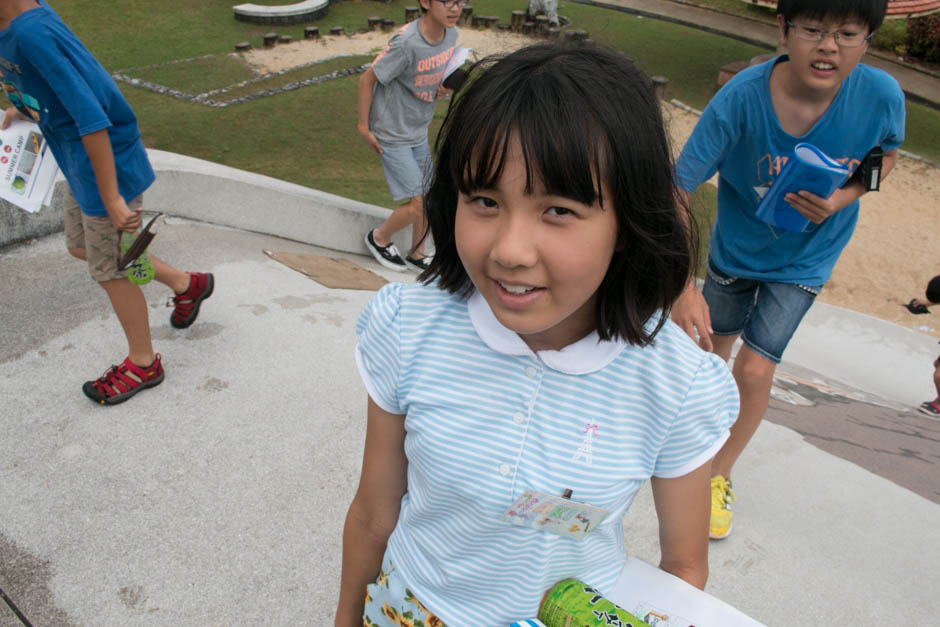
(434, 0), (466, 7)
(786, 21), (873, 47)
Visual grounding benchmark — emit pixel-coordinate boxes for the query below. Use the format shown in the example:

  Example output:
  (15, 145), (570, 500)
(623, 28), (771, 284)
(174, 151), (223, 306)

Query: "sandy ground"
(244, 30), (940, 338)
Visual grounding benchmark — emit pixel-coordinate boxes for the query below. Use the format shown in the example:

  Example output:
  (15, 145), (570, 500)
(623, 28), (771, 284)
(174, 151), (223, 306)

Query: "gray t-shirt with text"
(369, 21), (458, 147)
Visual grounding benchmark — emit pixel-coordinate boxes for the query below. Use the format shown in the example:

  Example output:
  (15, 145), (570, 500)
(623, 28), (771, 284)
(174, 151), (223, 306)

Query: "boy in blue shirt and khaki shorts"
(358, 0), (460, 273)
(672, 0), (905, 538)
(0, 1), (214, 405)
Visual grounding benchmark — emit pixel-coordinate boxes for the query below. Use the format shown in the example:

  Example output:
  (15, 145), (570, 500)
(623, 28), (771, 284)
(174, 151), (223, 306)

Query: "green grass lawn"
(40, 0), (940, 210)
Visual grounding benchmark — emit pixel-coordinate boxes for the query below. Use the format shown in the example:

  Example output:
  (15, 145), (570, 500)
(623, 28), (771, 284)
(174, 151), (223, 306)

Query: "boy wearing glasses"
(359, 0), (461, 273)
(673, 0), (904, 539)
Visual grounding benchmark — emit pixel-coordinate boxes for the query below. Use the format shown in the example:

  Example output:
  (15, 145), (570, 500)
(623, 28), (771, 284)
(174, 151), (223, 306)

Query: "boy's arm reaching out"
(81, 128), (140, 232)
(785, 149), (899, 224)
(335, 396), (409, 627)
(650, 460), (712, 590)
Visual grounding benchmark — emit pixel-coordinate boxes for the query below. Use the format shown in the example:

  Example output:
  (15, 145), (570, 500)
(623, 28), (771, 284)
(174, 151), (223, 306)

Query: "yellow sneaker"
(710, 475), (735, 540)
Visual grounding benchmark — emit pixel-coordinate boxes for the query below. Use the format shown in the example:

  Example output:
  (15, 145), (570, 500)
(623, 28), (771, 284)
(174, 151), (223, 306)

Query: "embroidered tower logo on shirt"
(572, 422), (599, 466)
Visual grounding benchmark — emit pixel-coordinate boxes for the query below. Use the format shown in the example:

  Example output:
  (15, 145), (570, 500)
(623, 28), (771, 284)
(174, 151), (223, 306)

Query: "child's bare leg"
(711, 344), (775, 480)
(373, 196), (423, 253)
(932, 359), (940, 402)
(409, 196), (428, 257)
(151, 255), (190, 294)
(99, 277), (156, 367)
(711, 333), (737, 363)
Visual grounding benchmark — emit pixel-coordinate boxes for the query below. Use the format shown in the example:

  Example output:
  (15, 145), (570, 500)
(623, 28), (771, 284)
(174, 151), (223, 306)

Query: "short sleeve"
(355, 283), (404, 415)
(653, 353), (739, 478)
(371, 30), (411, 86)
(18, 24), (110, 136)
(674, 94), (737, 193)
(878, 78), (906, 153)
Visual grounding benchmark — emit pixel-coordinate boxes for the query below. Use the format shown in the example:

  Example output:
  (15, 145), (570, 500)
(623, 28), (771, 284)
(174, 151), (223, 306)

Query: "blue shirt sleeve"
(16, 21), (110, 137)
(653, 352), (739, 478)
(877, 75), (906, 153)
(674, 95), (738, 194)
(355, 283), (404, 415)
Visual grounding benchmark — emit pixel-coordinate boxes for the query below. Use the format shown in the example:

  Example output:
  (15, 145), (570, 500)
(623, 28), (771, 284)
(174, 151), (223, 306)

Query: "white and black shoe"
(404, 254), (432, 274)
(365, 230), (407, 272)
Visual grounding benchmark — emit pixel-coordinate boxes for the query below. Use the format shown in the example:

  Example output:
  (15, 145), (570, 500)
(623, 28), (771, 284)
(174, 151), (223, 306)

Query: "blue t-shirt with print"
(0, 1), (154, 216)
(675, 55), (905, 285)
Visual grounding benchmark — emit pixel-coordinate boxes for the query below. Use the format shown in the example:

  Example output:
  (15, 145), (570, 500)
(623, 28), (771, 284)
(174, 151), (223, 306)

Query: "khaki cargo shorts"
(64, 188), (143, 283)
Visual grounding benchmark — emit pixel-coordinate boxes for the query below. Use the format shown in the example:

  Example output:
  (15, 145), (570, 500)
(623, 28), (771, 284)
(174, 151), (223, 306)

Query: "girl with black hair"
(336, 44), (739, 626)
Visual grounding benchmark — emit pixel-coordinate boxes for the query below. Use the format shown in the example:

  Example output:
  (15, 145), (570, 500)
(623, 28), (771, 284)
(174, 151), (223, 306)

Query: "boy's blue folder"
(754, 143), (851, 232)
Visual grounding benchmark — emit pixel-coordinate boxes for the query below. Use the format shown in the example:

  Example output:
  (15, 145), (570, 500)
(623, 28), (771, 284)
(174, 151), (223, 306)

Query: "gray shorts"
(379, 140), (433, 202)
(64, 188), (143, 283)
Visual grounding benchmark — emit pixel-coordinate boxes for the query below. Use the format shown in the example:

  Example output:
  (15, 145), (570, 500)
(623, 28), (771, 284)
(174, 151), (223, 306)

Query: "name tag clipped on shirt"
(499, 489), (609, 540)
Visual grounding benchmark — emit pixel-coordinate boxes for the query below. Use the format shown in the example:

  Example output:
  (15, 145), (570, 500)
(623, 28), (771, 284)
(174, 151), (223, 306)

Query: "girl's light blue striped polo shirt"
(355, 282), (739, 625)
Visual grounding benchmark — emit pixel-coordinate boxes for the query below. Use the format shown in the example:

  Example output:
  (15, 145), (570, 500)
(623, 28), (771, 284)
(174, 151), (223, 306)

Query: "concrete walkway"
(1, 216), (938, 626)
(578, 0), (940, 107)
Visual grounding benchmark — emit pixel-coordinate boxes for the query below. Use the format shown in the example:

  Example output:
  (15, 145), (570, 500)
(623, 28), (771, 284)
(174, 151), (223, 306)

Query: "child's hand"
(671, 283), (713, 351)
(1, 106), (27, 129)
(436, 84), (452, 99)
(357, 124), (383, 155)
(785, 185), (859, 224)
(106, 197), (142, 233)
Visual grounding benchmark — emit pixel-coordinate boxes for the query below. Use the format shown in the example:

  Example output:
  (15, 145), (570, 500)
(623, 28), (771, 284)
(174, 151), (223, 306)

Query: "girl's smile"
(455, 137), (619, 352)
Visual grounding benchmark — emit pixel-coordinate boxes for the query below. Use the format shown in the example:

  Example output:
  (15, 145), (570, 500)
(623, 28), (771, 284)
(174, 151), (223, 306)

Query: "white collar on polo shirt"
(467, 289), (626, 375)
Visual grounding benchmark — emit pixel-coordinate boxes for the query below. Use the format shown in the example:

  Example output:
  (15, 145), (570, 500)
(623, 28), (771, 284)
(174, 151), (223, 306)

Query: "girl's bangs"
(448, 69), (607, 207)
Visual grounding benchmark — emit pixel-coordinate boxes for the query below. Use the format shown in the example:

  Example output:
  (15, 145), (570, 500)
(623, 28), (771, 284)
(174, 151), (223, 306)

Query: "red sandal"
(169, 272), (214, 329)
(82, 355), (165, 405)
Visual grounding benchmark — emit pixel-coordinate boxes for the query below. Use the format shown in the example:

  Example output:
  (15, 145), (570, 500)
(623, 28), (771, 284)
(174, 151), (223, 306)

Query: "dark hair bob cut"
(420, 44), (698, 347)
(778, 0), (887, 34)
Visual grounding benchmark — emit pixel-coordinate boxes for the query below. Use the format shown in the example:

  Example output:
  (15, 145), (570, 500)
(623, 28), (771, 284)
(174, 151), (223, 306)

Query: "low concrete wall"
(0, 179), (68, 248)
(0, 149), (407, 255)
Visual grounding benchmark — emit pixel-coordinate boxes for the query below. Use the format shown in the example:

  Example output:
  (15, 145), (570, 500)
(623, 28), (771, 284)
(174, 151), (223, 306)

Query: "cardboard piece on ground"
(264, 250), (388, 290)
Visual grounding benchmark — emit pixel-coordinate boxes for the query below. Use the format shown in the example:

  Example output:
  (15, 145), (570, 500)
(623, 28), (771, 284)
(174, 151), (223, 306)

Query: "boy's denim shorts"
(702, 260), (822, 364)
(379, 140), (433, 202)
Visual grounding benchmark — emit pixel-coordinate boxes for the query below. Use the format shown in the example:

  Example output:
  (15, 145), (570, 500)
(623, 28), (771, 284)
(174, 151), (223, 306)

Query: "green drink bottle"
(119, 229), (155, 285)
(118, 213), (162, 286)
(538, 579), (652, 627)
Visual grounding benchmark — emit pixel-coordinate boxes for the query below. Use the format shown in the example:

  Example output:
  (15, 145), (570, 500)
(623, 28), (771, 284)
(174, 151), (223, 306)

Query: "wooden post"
(367, 17), (382, 32)
(263, 32), (278, 47)
(381, 18), (395, 31)
(330, 26), (345, 36)
(278, 34), (293, 44)
(304, 25), (320, 39)
(564, 29), (589, 45)
(405, 6), (420, 23)
(511, 10), (526, 32)
(484, 16), (499, 30)
(534, 15), (548, 35)
(522, 21), (535, 35)
(459, 6), (473, 27)
(235, 41), (251, 52)
(651, 75), (669, 101)
(471, 15), (484, 28)
(546, 26), (560, 40)
(498, 23), (511, 31)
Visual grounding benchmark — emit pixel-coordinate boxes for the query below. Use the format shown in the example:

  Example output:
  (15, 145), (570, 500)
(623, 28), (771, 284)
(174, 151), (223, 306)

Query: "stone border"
(112, 53), (368, 108)
(233, 0), (330, 25)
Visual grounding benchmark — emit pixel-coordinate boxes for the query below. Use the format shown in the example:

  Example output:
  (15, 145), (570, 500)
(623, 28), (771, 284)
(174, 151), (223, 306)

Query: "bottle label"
(119, 231), (155, 285)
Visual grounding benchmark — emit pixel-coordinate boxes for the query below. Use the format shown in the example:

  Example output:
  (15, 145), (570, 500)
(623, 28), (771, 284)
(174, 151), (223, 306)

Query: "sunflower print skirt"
(363, 558), (444, 626)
